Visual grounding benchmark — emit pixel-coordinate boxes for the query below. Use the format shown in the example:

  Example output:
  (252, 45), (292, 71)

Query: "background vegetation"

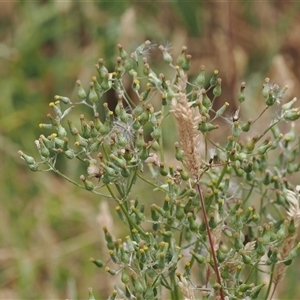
(2, 1), (300, 299)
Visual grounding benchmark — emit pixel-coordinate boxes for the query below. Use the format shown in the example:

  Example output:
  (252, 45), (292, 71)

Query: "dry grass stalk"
(211, 211), (222, 251)
(273, 187), (300, 285)
(177, 275), (196, 300)
(171, 71), (203, 180)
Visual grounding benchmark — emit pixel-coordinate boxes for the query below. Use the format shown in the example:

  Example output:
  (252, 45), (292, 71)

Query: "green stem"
(126, 170), (137, 197)
(189, 238), (200, 268)
(243, 180), (256, 204)
(169, 268), (180, 300)
(215, 163), (228, 188)
(137, 173), (165, 191)
(105, 184), (147, 237)
(49, 164), (110, 197)
(159, 105), (165, 163)
(256, 118), (281, 143)
(265, 263), (275, 300)
(244, 262), (258, 283)
(252, 105), (269, 125)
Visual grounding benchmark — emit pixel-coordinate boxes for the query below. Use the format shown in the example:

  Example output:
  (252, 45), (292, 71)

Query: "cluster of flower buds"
(19, 41), (300, 300)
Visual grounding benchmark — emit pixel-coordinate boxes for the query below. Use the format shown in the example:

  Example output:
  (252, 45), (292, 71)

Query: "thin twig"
(196, 182), (225, 300)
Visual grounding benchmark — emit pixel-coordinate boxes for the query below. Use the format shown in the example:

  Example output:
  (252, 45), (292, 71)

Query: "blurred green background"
(2, 1), (300, 299)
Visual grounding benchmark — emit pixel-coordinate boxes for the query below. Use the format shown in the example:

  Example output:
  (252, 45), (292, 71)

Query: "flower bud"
(103, 226), (115, 250)
(159, 45), (172, 64)
(249, 282), (266, 299)
(175, 201), (184, 221)
(18, 150), (36, 165)
(283, 108), (300, 121)
(76, 80), (86, 100)
(215, 102), (229, 118)
(187, 212), (198, 232)
(176, 46), (187, 67)
(194, 65), (206, 87)
(101, 73), (112, 92)
(96, 58), (108, 79)
(54, 95), (71, 105)
(238, 82), (246, 103)
(49, 101), (62, 119)
(210, 70), (219, 87)
(190, 250), (205, 264)
(241, 119), (252, 132)
(262, 78), (270, 98)
(105, 267), (117, 276)
(88, 81), (99, 104)
(181, 54), (191, 71)
(80, 175), (94, 191)
(90, 257), (105, 268)
(213, 78), (222, 97)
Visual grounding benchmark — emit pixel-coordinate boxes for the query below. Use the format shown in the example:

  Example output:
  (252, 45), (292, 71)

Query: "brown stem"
(196, 182), (225, 300)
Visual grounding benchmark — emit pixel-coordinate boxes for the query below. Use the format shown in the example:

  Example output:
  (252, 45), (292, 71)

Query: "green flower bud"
(49, 101), (62, 119)
(105, 267), (117, 276)
(90, 257), (105, 268)
(74, 130), (88, 148)
(216, 248), (227, 263)
(245, 135), (258, 152)
(265, 91), (276, 106)
(139, 143), (149, 160)
(54, 95), (71, 105)
(131, 274), (144, 294)
(117, 43), (128, 60)
(152, 204), (166, 217)
(238, 82), (246, 103)
(96, 58), (108, 79)
(194, 65), (206, 87)
(238, 284), (252, 293)
(190, 250), (205, 264)
(233, 232), (244, 250)
(101, 73), (112, 92)
(76, 80), (86, 100)
(178, 168), (189, 181)
(64, 149), (75, 159)
(120, 165), (130, 178)
(221, 265), (230, 279)
(187, 212), (198, 232)
(159, 162), (168, 176)
(80, 175), (94, 191)
(208, 212), (218, 229)
(88, 288), (96, 300)
(284, 242), (300, 265)
(176, 46), (187, 67)
(163, 197), (170, 212)
(18, 150), (36, 165)
(241, 119), (252, 132)
(175, 201), (184, 221)
(282, 96), (297, 111)
(181, 54), (191, 71)
(283, 108), (300, 121)
(249, 282), (266, 299)
(239, 250), (251, 264)
(108, 249), (119, 264)
(159, 45), (172, 64)
(262, 78), (270, 98)
(107, 290), (117, 300)
(88, 81), (99, 104)
(215, 102), (229, 118)
(148, 73), (161, 89)
(210, 69), (219, 87)
(103, 226), (115, 250)
(213, 78), (222, 97)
